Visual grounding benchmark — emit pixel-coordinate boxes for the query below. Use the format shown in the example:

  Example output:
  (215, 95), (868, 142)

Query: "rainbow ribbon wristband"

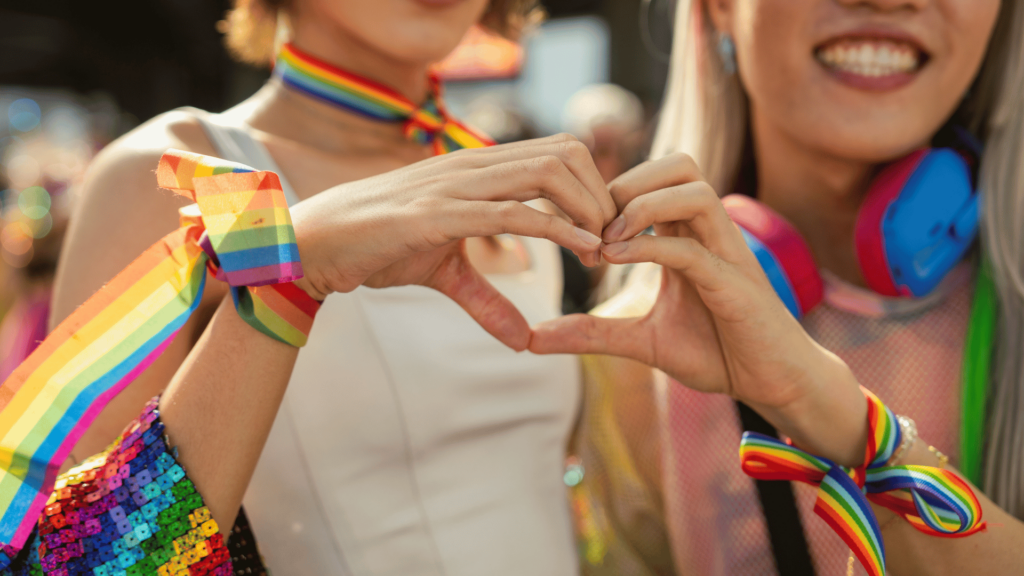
(0, 150), (319, 563)
(739, 387), (985, 576)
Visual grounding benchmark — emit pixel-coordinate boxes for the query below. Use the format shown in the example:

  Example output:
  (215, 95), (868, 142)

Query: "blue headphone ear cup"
(722, 195), (823, 319)
(855, 148), (978, 297)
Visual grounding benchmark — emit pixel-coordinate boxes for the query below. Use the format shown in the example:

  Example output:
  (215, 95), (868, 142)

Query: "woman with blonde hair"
(43, 0), (620, 574)
(534, 0), (1024, 574)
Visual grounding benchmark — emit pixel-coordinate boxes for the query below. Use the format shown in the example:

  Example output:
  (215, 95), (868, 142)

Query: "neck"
(289, 18), (432, 103)
(750, 109), (875, 285)
(245, 21), (433, 157)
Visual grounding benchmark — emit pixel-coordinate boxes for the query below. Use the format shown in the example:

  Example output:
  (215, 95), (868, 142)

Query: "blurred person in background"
(562, 83), (645, 185)
(48, 1), (617, 574)
(0, 94), (114, 380)
(532, 0), (1024, 575)
(559, 83), (648, 313)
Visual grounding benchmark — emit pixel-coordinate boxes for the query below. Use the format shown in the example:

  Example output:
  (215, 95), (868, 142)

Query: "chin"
(313, 0), (487, 66)
(795, 114), (937, 165)
(379, 21), (471, 63)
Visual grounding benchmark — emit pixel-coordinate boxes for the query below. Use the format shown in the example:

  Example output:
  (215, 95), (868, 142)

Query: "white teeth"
(816, 40), (920, 77)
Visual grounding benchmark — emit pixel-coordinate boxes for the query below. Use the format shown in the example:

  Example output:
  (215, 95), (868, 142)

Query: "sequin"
(0, 399), (233, 576)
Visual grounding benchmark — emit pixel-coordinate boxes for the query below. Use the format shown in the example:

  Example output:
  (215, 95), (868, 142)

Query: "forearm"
(877, 441), (1024, 576)
(772, 354), (1024, 575)
(159, 295), (299, 532)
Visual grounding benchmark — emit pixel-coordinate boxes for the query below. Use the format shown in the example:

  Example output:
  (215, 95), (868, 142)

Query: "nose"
(834, 0), (929, 12)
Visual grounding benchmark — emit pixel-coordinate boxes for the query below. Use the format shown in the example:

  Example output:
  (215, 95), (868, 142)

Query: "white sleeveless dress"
(189, 108), (582, 576)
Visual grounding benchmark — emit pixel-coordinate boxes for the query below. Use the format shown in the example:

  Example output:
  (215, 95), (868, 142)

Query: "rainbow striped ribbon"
(739, 387), (985, 576)
(0, 150), (318, 560)
(274, 43), (494, 155)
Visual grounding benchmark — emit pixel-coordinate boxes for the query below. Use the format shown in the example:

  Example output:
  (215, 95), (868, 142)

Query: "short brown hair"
(219, 0), (543, 66)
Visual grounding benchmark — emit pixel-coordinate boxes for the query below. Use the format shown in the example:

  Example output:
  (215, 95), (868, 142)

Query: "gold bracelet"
(928, 445), (949, 469)
(887, 415), (918, 466)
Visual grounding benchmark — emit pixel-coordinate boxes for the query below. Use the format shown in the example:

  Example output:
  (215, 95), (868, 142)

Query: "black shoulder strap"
(736, 401), (817, 576)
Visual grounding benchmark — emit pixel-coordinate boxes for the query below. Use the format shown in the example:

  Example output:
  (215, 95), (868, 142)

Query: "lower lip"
(819, 62), (918, 92)
(412, 0), (464, 6)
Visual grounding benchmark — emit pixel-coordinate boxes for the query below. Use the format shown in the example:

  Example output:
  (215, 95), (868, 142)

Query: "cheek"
(940, 0), (1000, 95)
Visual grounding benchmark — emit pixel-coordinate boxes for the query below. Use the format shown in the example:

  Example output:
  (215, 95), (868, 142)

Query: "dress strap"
(180, 106), (301, 206)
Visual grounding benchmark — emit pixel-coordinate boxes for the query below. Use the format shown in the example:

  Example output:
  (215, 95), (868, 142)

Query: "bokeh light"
(5, 155), (41, 189)
(2, 220), (33, 256)
(26, 213), (54, 239)
(563, 457), (585, 487)
(44, 105), (88, 142)
(8, 99), (41, 132)
(18, 186), (51, 220)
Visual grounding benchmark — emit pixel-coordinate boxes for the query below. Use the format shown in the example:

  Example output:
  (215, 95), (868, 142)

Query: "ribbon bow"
(274, 43), (494, 156)
(0, 150), (318, 562)
(739, 387), (984, 576)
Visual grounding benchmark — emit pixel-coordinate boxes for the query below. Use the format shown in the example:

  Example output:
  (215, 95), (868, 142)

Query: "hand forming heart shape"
(289, 133), (616, 351)
(527, 153), (866, 461)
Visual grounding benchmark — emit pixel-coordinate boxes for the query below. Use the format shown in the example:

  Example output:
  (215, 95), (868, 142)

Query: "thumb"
(529, 314), (651, 364)
(425, 251), (531, 351)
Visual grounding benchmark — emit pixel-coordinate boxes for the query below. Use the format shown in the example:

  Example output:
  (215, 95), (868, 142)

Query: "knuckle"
(442, 148), (476, 167)
(533, 155), (565, 178)
(559, 140), (590, 162)
(542, 213), (559, 237)
(689, 182), (720, 208)
(668, 151), (697, 171)
(622, 196), (649, 223)
(550, 132), (579, 143)
(691, 180), (717, 198)
(494, 201), (522, 231)
(496, 200), (520, 219)
(608, 180), (635, 203)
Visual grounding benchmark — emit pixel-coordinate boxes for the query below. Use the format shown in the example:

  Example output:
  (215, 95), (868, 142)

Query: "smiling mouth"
(815, 39), (926, 78)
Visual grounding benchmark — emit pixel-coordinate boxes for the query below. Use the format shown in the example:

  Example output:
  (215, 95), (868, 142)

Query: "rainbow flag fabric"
(739, 387), (985, 576)
(0, 150), (318, 562)
(273, 43), (494, 154)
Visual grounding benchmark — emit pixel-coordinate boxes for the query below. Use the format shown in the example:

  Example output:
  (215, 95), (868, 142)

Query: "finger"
(607, 152), (705, 213)
(604, 182), (746, 260)
(600, 235), (732, 293)
(472, 132), (579, 152)
(470, 156), (607, 240)
(426, 251), (532, 351)
(448, 200), (604, 261)
(454, 136), (616, 226)
(529, 314), (652, 364)
(410, 134), (581, 170)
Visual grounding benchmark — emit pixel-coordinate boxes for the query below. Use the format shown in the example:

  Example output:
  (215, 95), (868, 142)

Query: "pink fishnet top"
(661, 263), (973, 576)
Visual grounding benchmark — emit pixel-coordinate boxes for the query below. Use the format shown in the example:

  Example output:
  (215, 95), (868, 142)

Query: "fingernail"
(575, 227), (602, 247)
(604, 216), (625, 241)
(602, 241), (628, 256)
(593, 249), (602, 265)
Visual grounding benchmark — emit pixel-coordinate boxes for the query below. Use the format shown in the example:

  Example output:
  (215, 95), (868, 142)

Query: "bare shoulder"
(51, 109), (222, 324)
(81, 109), (217, 215)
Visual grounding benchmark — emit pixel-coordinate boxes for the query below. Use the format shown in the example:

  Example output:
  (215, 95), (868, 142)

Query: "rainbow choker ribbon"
(739, 387), (985, 576)
(274, 42), (494, 154)
(0, 150), (319, 561)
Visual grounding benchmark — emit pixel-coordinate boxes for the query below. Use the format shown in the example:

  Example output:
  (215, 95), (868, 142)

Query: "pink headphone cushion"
(854, 149), (930, 297)
(722, 195), (824, 315)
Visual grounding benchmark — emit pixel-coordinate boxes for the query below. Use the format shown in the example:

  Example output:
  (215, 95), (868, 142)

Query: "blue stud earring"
(717, 33), (737, 75)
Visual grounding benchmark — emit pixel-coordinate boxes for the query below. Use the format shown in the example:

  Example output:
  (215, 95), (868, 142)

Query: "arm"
(531, 153), (1024, 575)
(875, 436), (1023, 575)
(159, 295), (298, 531)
